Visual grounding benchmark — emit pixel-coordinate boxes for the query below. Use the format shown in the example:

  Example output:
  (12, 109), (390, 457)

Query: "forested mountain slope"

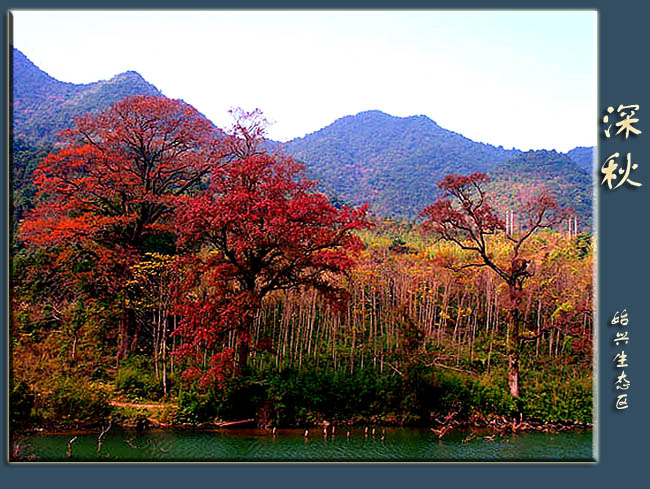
(13, 47), (162, 146)
(283, 110), (521, 218)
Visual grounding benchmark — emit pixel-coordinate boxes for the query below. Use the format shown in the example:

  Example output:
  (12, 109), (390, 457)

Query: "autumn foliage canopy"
(21, 95), (222, 255)
(19, 96), (369, 378)
(173, 124), (369, 375)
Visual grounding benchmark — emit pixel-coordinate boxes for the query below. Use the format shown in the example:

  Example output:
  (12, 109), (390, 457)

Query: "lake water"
(14, 427), (594, 462)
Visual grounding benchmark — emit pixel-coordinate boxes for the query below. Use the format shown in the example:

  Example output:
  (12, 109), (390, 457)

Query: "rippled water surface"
(17, 427), (593, 462)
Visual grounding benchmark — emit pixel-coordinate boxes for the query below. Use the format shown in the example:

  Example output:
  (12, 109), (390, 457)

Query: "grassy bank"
(11, 358), (592, 434)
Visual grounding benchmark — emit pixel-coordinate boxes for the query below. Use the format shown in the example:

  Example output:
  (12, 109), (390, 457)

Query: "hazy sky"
(12, 10), (597, 152)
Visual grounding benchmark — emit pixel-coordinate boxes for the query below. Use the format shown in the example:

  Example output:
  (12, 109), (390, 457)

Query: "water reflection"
(16, 427), (594, 462)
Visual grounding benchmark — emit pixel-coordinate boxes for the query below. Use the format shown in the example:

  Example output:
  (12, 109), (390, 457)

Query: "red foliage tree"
(174, 115), (368, 375)
(20, 95), (223, 359)
(421, 173), (567, 397)
(21, 95), (221, 251)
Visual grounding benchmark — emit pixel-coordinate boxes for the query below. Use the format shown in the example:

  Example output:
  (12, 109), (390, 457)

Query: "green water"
(14, 427), (593, 462)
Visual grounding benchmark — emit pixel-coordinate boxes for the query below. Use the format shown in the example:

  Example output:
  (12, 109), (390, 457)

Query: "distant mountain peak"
(112, 70), (149, 82)
(13, 47), (37, 68)
(13, 47), (67, 88)
(566, 146), (595, 174)
(354, 109), (390, 117)
(519, 149), (560, 160)
(347, 110), (439, 126)
(13, 47), (162, 146)
(284, 109), (520, 219)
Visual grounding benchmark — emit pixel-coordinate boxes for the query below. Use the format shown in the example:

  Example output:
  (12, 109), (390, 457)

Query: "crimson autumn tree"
(20, 95), (223, 359)
(174, 117), (368, 376)
(421, 173), (567, 397)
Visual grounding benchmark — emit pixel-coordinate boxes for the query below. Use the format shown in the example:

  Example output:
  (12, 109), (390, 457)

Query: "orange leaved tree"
(421, 173), (567, 397)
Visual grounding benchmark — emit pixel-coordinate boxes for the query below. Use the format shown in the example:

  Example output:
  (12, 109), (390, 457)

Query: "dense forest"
(486, 150), (593, 230)
(10, 49), (593, 436)
(10, 92), (593, 434)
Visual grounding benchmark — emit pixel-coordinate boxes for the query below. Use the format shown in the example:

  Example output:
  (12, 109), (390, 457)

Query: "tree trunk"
(71, 336), (78, 364)
(236, 325), (251, 376)
(153, 311), (160, 379)
(162, 313), (168, 396)
(128, 308), (139, 354)
(506, 314), (520, 397)
(508, 350), (520, 398)
(117, 299), (129, 362)
(507, 285), (523, 398)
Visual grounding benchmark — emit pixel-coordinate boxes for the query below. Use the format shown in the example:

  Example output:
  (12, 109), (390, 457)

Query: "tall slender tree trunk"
(237, 323), (251, 376)
(506, 312), (520, 398)
(117, 294), (129, 362)
(507, 285), (523, 398)
(508, 346), (520, 398)
(129, 308), (139, 354)
(71, 336), (78, 364)
(154, 311), (160, 379)
(161, 312), (168, 396)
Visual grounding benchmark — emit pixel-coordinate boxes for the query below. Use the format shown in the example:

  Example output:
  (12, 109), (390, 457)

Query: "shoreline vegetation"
(10, 97), (593, 462)
(11, 391), (592, 462)
(14, 410), (593, 436)
(12, 345), (592, 436)
(12, 387), (592, 462)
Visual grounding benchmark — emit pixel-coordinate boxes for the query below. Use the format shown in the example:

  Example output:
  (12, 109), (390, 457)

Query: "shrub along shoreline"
(11, 361), (592, 436)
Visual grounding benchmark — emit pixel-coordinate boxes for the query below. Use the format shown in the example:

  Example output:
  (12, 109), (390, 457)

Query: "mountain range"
(11, 47), (594, 227)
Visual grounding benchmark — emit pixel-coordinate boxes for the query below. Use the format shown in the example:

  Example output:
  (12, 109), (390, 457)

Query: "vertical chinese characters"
(601, 105), (643, 190)
(611, 309), (630, 410)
